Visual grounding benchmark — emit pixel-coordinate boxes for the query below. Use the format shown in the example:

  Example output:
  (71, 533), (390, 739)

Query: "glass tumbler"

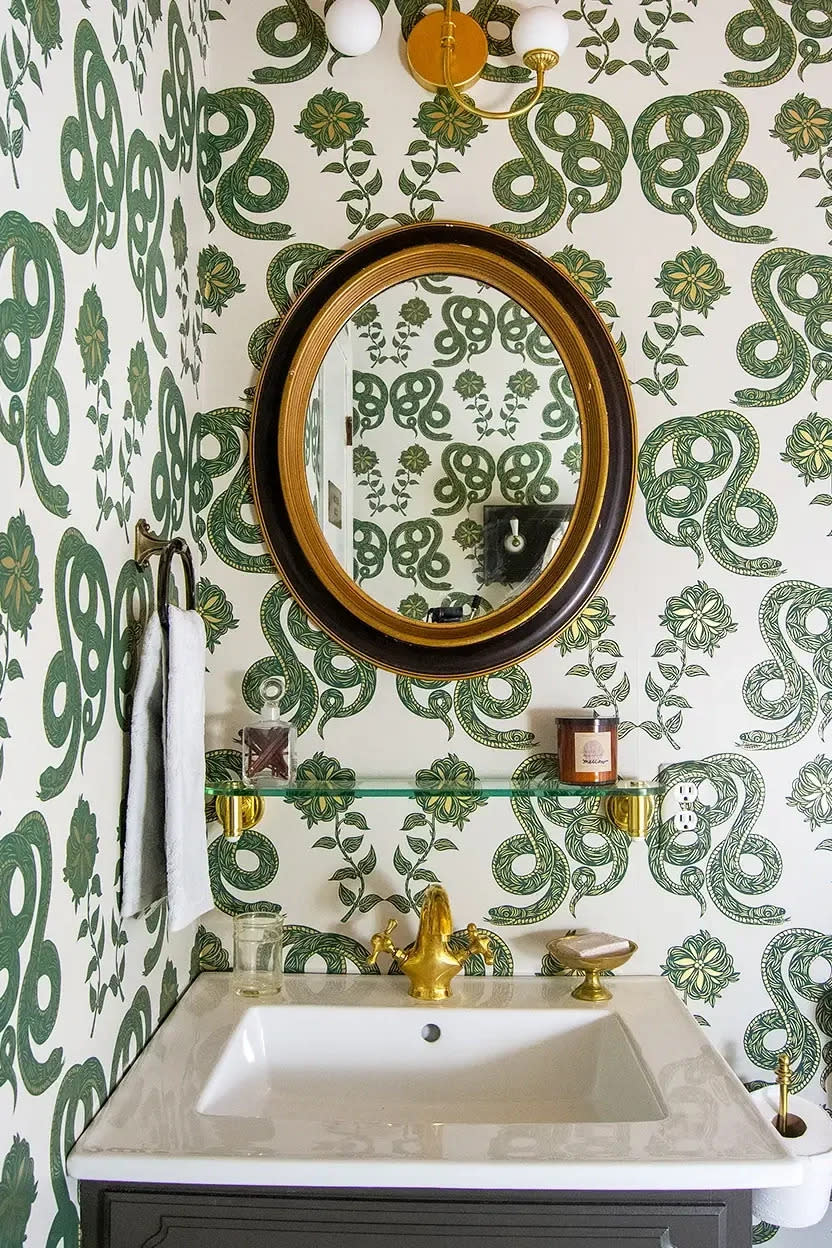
(232, 911), (284, 997)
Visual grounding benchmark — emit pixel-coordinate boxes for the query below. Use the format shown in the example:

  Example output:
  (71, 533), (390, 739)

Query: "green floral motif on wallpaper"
(626, 582), (736, 749)
(394, 91), (486, 225)
(561, 596), (631, 719)
(0, 510), (41, 778)
(639, 409), (782, 577)
(76, 286), (118, 529)
(741, 579), (832, 750)
(772, 91), (832, 241)
(1, 0), (60, 188)
(0, 210), (69, 518)
(551, 243), (625, 356)
(637, 248), (730, 404)
(489, 753), (629, 923)
(288, 753), (383, 920)
(662, 931), (739, 1007)
(745, 928), (832, 1094)
(782, 411), (832, 531)
(492, 87), (628, 237)
(298, 87), (386, 237)
(560, 0), (699, 85)
(197, 85), (291, 239)
(112, 0), (162, 103)
(0, 810), (63, 1105)
(197, 577), (238, 652)
(632, 89), (772, 243)
(63, 796), (113, 1035)
(388, 754), (485, 914)
(724, 0), (832, 87)
(651, 755), (785, 925)
(788, 755), (832, 851)
(735, 247), (832, 406)
(0, 1133), (36, 1247)
(114, 340), (151, 537)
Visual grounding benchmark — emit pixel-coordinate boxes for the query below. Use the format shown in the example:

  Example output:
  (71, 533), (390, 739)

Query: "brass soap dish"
(549, 936), (637, 1003)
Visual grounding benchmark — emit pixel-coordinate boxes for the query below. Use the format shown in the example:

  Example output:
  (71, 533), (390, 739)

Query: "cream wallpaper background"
(4, 0), (832, 1243)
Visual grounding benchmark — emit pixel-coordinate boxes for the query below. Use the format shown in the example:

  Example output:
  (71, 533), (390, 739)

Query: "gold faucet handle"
(465, 923), (494, 965)
(367, 918), (399, 966)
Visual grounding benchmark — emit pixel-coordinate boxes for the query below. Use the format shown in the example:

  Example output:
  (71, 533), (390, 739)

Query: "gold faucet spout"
(367, 885), (492, 1000)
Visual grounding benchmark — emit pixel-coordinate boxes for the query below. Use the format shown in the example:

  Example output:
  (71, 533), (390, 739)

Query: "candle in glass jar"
(557, 714), (618, 785)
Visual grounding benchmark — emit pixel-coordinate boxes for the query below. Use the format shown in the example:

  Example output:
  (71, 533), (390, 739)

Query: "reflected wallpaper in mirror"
(304, 275), (582, 621)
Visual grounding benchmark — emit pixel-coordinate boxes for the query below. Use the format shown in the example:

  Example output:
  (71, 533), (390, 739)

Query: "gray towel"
(122, 613), (166, 917)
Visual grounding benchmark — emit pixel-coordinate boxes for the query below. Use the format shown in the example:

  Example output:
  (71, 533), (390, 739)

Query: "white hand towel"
(164, 605), (213, 932)
(122, 613), (166, 918)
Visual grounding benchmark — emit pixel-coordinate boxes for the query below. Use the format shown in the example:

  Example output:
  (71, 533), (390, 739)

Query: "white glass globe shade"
(325, 0), (382, 56)
(513, 7), (570, 58)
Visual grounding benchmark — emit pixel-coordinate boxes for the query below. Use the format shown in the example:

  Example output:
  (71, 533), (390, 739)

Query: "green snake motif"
(353, 372), (388, 437)
(249, 242), (338, 368)
(151, 367), (189, 537)
(488, 755), (572, 926)
(651, 756), (785, 924)
(541, 365), (577, 441)
(744, 928), (832, 1093)
(39, 529), (112, 801)
(389, 518), (451, 592)
(0, 210), (69, 517)
(734, 248), (832, 406)
(111, 558), (154, 732)
(498, 444), (557, 505)
(196, 85), (291, 239)
(454, 668), (536, 750)
(251, 1), (328, 84)
(55, 21), (125, 256)
(725, 0), (831, 86)
(201, 406), (273, 573)
(0, 811), (63, 1102)
(741, 580), (832, 750)
(492, 87), (628, 238)
(632, 90), (772, 243)
(159, 1), (195, 173)
(46, 1058), (108, 1248)
(638, 410), (782, 577)
(390, 370), (451, 441)
(143, 900), (167, 976)
(396, 675), (455, 739)
(208, 829), (281, 916)
(126, 130), (167, 357)
(432, 295), (495, 366)
(244, 579), (377, 737)
(353, 520), (387, 584)
(283, 925), (377, 973)
(432, 443), (495, 516)
(109, 985), (151, 1088)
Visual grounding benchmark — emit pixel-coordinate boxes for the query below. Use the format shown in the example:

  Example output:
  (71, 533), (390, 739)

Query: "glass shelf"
(205, 776), (661, 800)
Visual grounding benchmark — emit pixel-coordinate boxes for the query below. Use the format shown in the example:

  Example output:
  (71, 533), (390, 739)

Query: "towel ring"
(134, 519), (197, 629)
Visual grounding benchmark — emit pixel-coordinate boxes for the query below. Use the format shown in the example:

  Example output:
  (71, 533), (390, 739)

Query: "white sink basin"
(198, 1004), (664, 1125)
(68, 973), (800, 1192)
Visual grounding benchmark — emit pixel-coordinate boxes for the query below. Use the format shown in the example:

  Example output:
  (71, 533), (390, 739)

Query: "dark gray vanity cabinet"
(79, 1183), (751, 1248)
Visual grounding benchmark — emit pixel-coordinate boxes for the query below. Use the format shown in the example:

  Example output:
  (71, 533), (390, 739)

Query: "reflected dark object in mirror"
(482, 504), (573, 587)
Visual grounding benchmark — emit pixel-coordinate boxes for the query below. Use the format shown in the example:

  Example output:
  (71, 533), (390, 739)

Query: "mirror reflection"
(304, 274), (582, 621)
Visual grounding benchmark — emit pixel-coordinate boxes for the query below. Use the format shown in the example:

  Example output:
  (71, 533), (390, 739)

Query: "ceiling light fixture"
(324, 0), (570, 122)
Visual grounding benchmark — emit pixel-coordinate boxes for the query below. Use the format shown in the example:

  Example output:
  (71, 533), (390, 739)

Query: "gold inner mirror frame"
(258, 233), (625, 655)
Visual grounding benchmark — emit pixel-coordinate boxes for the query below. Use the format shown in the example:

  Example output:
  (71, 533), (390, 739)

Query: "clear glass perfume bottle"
(241, 676), (297, 788)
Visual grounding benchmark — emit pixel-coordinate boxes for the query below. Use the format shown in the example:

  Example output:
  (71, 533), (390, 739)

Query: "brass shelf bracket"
(215, 792), (265, 843)
(606, 787), (656, 839)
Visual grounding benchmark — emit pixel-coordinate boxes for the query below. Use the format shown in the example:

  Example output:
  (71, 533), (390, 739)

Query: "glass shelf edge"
(206, 778), (662, 800)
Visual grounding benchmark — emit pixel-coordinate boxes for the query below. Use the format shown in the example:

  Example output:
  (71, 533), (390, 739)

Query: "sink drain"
(421, 1023), (441, 1043)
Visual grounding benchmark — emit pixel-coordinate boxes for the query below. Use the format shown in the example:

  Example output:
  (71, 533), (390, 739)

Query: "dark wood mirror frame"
(250, 221), (636, 678)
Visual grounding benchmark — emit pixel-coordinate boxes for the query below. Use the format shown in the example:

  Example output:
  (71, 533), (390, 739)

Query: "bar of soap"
(558, 931), (631, 960)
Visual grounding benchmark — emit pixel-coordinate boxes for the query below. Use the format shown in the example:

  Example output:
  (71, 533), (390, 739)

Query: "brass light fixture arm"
(440, 0), (555, 122)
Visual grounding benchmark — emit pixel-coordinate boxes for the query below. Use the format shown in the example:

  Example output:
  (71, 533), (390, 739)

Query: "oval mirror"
(251, 222), (635, 678)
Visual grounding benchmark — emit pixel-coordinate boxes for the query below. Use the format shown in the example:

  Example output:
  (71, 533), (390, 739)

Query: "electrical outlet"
(673, 782), (698, 805)
(673, 809), (698, 832)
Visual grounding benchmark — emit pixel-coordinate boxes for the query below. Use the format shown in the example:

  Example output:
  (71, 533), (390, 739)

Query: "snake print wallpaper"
(2, 1), (832, 1243)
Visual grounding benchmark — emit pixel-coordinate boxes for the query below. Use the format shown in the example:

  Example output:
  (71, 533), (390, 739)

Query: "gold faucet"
(367, 884), (493, 1000)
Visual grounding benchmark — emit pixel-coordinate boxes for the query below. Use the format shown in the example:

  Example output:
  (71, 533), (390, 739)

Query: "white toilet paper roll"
(750, 1086), (832, 1229)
